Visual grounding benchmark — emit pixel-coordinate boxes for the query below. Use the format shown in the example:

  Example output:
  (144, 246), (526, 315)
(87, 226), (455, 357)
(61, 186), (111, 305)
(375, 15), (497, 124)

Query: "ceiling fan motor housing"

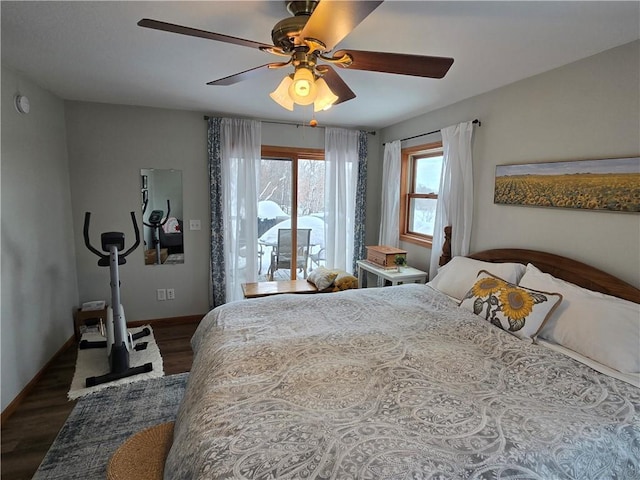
(272, 17), (308, 51)
(286, 0), (319, 17)
(272, 0), (319, 51)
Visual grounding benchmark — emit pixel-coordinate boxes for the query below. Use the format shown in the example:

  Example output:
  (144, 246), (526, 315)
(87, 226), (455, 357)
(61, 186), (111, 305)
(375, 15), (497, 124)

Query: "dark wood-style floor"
(0, 321), (199, 480)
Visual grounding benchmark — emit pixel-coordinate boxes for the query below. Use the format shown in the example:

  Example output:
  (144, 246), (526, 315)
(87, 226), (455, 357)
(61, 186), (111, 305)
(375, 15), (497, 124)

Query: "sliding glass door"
(258, 147), (325, 281)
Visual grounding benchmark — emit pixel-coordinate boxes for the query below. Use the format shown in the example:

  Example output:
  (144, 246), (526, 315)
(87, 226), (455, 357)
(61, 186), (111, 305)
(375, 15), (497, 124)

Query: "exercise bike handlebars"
(83, 211), (141, 261)
(123, 212), (141, 257)
(83, 212), (104, 258)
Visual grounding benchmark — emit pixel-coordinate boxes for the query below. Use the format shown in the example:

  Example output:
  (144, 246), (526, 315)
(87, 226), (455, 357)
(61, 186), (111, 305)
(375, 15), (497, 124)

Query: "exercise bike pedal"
(131, 327), (151, 341)
(134, 342), (148, 351)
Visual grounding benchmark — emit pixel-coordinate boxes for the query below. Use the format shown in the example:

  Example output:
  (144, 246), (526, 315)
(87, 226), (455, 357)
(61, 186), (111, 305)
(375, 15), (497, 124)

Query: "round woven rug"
(107, 421), (174, 480)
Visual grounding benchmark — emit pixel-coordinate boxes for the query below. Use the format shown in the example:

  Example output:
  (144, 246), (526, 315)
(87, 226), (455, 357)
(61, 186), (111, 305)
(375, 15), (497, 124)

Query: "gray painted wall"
(64, 105), (381, 321)
(65, 103), (211, 321)
(379, 41), (640, 287)
(1, 67), (79, 411)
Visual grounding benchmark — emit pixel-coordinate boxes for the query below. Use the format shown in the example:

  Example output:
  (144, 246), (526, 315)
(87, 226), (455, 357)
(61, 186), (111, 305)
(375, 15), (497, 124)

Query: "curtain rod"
(203, 115), (376, 135)
(383, 118), (481, 146)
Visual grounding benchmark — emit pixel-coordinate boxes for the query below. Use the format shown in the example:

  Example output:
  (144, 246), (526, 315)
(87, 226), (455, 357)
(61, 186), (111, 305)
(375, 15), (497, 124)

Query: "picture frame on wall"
(494, 156), (640, 212)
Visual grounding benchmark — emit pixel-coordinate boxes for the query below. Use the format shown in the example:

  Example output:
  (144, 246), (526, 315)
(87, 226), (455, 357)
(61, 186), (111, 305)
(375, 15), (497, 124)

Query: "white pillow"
(519, 263), (640, 374)
(428, 256), (527, 301)
(306, 267), (338, 291)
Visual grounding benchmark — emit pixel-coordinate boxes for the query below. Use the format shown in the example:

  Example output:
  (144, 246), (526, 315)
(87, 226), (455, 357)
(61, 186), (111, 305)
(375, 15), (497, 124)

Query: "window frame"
(399, 141), (444, 248)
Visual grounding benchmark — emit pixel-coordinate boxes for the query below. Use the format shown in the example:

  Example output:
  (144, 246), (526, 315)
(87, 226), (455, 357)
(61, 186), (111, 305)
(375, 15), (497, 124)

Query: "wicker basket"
(107, 422), (174, 480)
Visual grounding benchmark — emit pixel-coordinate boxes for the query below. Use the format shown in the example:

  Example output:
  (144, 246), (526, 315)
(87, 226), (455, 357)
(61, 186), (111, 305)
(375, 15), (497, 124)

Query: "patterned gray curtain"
(208, 117), (226, 308)
(352, 131), (368, 275)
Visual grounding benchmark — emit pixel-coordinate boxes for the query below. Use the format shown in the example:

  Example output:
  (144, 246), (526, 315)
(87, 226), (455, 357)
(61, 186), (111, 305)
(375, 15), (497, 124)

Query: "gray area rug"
(33, 372), (188, 480)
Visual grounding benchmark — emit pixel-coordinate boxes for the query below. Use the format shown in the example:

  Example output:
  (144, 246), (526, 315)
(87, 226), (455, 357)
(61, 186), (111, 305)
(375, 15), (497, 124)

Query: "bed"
(164, 242), (640, 479)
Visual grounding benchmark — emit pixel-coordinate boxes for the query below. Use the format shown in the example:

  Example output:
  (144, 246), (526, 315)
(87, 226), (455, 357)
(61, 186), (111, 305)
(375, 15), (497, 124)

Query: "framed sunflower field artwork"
(494, 156), (640, 212)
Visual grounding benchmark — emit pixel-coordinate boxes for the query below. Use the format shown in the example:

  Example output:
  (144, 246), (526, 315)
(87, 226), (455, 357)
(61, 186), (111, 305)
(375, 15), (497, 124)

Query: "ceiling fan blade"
(318, 65), (356, 105)
(333, 49), (454, 79)
(207, 64), (274, 86)
(300, 1), (383, 51)
(138, 19), (274, 50)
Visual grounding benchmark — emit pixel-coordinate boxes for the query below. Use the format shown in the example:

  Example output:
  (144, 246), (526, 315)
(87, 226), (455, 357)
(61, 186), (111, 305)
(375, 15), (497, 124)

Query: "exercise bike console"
(147, 210), (163, 224)
(96, 232), (126, 267)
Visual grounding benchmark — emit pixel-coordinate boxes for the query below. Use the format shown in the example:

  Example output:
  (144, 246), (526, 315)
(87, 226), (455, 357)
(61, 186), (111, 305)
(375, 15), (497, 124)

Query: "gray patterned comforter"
(164, 284), (640, 479)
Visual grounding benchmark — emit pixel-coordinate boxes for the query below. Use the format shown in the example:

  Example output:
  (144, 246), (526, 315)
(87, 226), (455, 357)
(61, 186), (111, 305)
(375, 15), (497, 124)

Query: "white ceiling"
(2, 1), (638, 129)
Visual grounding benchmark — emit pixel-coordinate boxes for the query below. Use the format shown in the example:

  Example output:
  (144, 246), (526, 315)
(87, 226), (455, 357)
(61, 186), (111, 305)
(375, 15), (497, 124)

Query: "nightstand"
(356, 260), (428, 288)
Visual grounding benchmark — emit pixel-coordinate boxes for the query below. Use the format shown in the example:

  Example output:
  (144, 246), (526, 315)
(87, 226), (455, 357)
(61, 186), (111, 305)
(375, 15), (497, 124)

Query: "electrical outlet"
(157, 288), (166, 301)
(189, 219), (201, 231)
(167, 288), (175, 300)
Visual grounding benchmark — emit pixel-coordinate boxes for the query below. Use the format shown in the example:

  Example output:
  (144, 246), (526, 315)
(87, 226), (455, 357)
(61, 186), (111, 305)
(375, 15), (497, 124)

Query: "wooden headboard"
(439, 226), (640, 304)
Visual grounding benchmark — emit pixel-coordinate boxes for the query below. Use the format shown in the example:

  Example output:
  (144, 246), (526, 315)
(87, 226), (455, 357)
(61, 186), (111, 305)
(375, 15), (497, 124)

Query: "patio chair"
(257, 216), (287, 274)
(268, 228), (311, 281)
(309, 246), (326, 271)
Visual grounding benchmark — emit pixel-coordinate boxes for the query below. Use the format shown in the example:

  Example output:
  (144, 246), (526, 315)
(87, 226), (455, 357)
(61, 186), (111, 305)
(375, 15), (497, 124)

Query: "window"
(400, 142), (444, 248)
(258, 146), (325, 281)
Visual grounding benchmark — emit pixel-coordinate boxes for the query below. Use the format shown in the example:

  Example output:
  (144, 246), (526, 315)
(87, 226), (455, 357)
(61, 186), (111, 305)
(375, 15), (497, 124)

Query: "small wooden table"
(241, 280), (318, 299)
(356, 260), (428, 288)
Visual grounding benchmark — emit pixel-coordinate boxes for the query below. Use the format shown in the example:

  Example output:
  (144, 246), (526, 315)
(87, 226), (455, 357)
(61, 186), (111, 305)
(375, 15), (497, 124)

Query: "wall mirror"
(140, 168), (184, 265)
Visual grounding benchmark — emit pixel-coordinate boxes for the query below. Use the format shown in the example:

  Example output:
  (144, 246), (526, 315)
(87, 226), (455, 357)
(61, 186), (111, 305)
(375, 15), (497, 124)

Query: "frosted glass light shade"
(269, 76), (294, 111)
(288, 68), (317, 105)
(313, 78), (339, 112)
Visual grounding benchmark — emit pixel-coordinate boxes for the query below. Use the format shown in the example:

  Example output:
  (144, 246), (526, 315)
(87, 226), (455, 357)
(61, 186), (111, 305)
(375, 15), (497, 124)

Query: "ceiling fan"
(138, 0), (454, 112)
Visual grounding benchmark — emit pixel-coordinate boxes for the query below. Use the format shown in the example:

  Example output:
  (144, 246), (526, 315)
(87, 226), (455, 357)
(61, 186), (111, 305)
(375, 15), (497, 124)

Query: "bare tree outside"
(259, 159), (291, 213)
(297, 159), (325, 215)
(259, 158), (325, 216)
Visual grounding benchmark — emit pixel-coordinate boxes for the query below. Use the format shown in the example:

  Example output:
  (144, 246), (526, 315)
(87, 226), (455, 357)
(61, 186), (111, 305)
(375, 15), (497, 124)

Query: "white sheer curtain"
(378, 140), (402, 247)
(429, 121), (474, 280)
(221, 118), (261, 302)
(324, 127), (360, 272)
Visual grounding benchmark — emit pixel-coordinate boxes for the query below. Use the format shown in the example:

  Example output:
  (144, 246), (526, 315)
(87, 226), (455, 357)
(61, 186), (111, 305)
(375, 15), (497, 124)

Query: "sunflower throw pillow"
(460, 270), (563, 340)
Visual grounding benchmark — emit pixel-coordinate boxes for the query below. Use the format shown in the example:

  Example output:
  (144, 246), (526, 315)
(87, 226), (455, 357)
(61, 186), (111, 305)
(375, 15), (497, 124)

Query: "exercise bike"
(142, 199), (171, 265)
(82, 211), (153, 387)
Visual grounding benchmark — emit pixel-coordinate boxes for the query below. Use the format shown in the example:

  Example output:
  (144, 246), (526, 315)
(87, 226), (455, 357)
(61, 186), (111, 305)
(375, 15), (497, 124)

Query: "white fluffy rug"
(68, 325), (164, 400)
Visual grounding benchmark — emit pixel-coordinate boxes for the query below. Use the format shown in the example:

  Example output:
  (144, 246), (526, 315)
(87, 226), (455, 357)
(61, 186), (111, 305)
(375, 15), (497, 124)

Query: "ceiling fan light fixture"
(269, 75), (295, 111)
(288, 67), (317, 105)
(313, 78), (338, 112)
